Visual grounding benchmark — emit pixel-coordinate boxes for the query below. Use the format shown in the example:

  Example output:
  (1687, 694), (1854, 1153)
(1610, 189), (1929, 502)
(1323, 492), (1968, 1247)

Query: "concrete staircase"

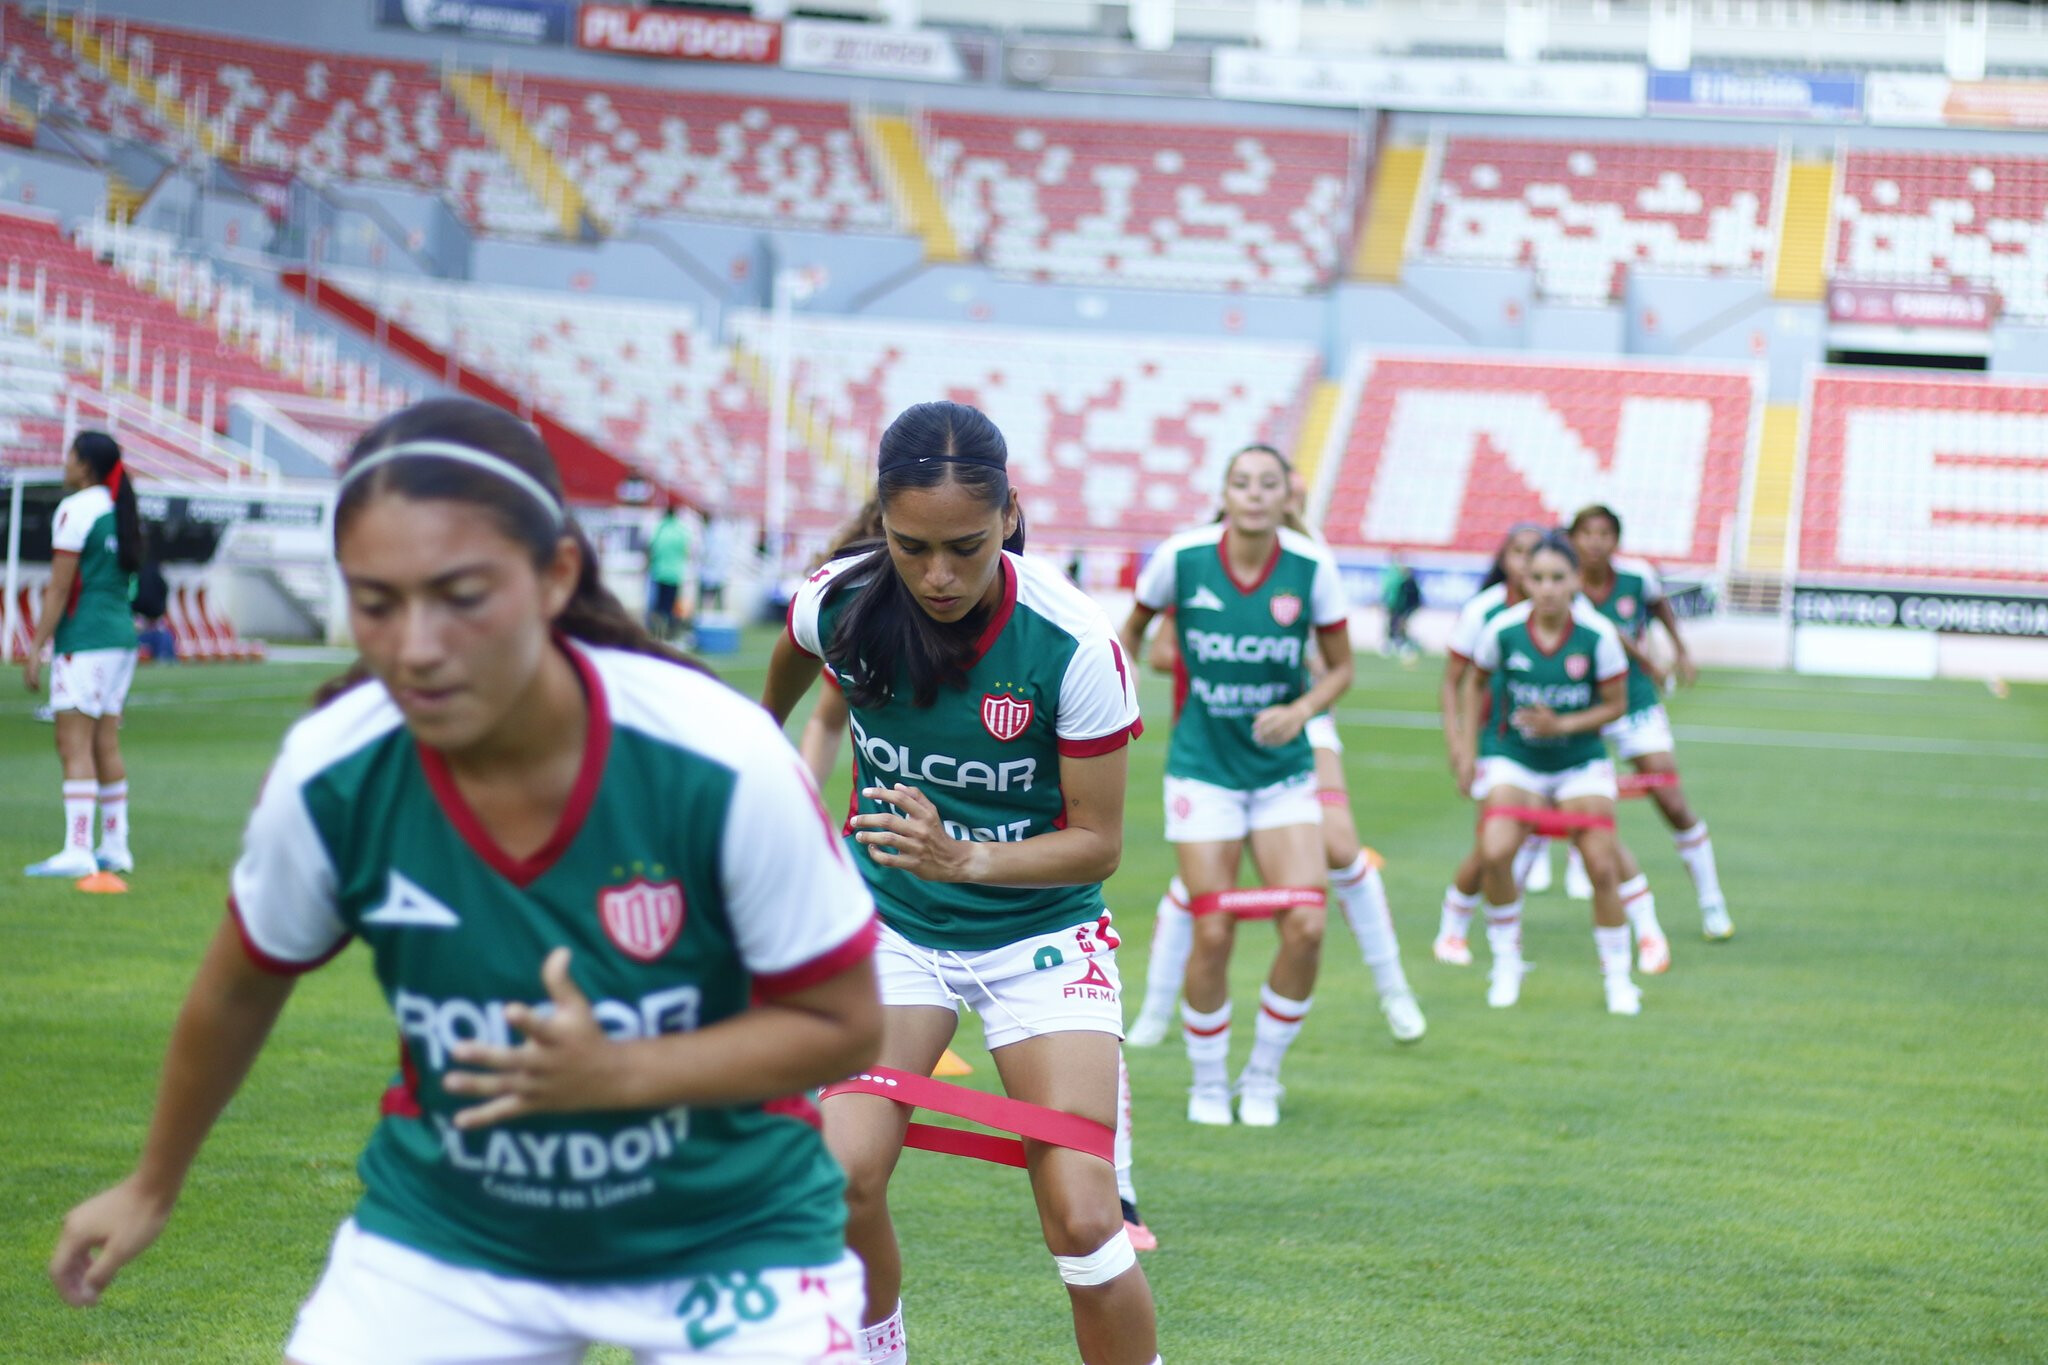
(444, 69), (588, 240)
(864, 112), (960, 263)
(1772, 159), (1834, 302)
(1352, 144), (1429, 283)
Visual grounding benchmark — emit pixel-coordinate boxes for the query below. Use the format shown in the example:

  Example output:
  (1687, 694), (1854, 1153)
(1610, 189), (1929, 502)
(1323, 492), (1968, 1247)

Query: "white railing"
(60, 382), (280, 485)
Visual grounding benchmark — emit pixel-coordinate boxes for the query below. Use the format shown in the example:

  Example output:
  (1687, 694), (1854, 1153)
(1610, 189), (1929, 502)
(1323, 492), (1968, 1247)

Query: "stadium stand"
(1318, 352), (1757, 564)
(1421, 136), (1778, 303)
(923, 112), (1356, 292)
(507, 76), (895, 233)
(1833, 149), (2048, 322)
(0, 4), (174, 144)
(727, 311), (1321, 539)
(1801, 370), (2048, 586)
(0, 329), (69, 468)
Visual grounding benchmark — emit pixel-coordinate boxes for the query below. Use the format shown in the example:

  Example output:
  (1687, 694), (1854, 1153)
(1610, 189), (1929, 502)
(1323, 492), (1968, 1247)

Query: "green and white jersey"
(1134, 523), (1348, 791)
(789, 551), (1141, 953)
(1445, 581), (1521, 663)
(49, 485), (136, 654)
(1581, 554), (1666, 715)
(231, 643), (877, 1283)
(1469, 600), (1628, 773)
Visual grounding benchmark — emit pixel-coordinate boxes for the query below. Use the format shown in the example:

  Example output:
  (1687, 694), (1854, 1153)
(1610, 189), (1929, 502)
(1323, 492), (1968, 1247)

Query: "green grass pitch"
(3, 633), (2045, 1362)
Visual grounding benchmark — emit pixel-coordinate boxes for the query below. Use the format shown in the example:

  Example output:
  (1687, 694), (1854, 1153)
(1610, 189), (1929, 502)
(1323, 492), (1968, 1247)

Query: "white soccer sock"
(1566, 844), (1587, 886)
(1484, 897), (1523, 960)
(1439, 884), (1478, 942)
(1114, 1049), (1137, 1206)
(96, 780), (129, 855)
(1137, 879), (1194, 1025)
(1673, 822), (1725, 908)
(1512, 836), (1549, 887)
(1594, 925), (1632, 981)
(61, 780), (95, 855)
(1617, 874), (1663, 941)
(1332, 854), (1411, 998)
(859, 1302), (906, 1365)
(1245, 985), (1311, 1079)
(1182, 1000), (1232, 1092)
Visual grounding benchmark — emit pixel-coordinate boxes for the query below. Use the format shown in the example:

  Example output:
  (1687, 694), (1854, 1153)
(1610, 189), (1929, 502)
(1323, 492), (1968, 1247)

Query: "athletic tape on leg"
(1481, 805), (1615, 838)
(1186, 888), (1326, 920)
(1055, 1228), (1137, 1286)
(821, 1068), (1114, 1169)
(1618, 771), (1679, 799)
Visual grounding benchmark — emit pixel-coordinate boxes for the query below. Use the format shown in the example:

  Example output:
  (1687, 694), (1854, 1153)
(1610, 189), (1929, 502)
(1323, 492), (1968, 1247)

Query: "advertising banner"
(1213, 49), (1644, 116)
(375, 0), (571, 45)
(1827, 283), (1998, 330)
(1793, 586), (2048, 638)
(1867, 72), (2048, 128)
(1646, 67), (1860, 121)
(781, 18), (965, 83)
(577, 4), (780, 64)
(1005, 37), (1211, 96)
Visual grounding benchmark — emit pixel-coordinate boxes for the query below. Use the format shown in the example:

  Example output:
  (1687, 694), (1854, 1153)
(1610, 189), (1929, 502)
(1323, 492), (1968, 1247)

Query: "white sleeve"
(1133, 543), (1177, 612)
(1056, 629), (1143, 755)
(1447, 596), (1486, 659)
(1309, 549), (1349, 628)
(1594, 622), (1629, 682)
(785, 567), (831, 659)
(1469, 618), (1504, 673)
(50, 493), (92, 555)
(229, 758), (348, 973)
(1639, 561), (1666, 606)
(721, 733), (876, 995)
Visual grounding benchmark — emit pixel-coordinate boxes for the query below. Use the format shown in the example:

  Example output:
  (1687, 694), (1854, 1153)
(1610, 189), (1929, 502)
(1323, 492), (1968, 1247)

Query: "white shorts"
(875, 918), (1124, 1052)
(1164, 770), (1321, 844)
(1472, 755), (1618, 805)
(1305, 713), (1342, 754)
(286, 1219), (864, 1365)
(49, 648), (137, 719)
(1602, 703), (1676, 760)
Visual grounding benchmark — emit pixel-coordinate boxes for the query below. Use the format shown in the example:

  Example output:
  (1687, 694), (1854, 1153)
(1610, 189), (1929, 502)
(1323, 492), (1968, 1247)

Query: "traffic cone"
(76, 872), (129, 893)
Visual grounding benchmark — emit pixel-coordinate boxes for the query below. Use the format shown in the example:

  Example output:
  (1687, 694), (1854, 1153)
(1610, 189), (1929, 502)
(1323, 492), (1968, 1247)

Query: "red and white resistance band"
(821, 1067), (1114, 1169)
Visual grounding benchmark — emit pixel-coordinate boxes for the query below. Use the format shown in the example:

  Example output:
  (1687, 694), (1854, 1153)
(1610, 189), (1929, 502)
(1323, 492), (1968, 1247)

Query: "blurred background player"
(766, 402), (1159, 1365)
(22, 431), (142, 880)
(1460, 534), (1640, 1015)
(1120, 445), (1353, 1128)
(644, 500), (692, 644)
(1379, 552), (1422, 661)
(51, 398), (882, 1363)
(1569, 505), (1733, 942)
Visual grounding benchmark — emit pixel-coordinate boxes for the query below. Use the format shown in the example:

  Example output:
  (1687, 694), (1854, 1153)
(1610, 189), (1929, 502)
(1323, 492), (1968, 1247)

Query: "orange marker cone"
(932, 1048), (973, 1077)
(76, 872), (129, 894)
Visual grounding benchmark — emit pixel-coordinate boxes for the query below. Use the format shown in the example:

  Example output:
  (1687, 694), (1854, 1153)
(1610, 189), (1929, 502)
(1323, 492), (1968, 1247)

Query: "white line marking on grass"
(1329, 708), (2048, 760)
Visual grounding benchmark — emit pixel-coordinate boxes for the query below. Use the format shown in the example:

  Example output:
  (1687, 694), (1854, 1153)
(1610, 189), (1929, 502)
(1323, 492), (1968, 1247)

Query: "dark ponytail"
(72, 430), (142, 574)
(1480, 520), (1547, 591)
(825, 402), (1016, 710)
(317, 397), (697, 705)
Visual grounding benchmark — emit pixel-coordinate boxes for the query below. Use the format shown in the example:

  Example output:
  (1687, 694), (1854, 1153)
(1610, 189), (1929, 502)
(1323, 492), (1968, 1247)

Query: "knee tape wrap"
(1054, 1227), (1136, 1286)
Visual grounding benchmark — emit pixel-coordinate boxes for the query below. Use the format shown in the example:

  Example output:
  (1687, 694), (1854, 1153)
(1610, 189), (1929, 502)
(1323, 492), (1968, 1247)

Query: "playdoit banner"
(577, 4), (780, 63)
(375, 0), (571, 45)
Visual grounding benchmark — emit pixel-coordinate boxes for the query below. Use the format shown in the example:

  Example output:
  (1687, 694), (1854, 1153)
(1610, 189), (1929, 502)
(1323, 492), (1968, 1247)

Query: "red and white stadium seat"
(727, 311), (1320, 540)
(1318, 352), (1757, 563)
(1833, 150), (2048, 322)
(509, 77), (893, 233)
(924, 112), (1356, 293)
(0, 4), (174, 144)
(1422, 136), (1778, 303)
(1801, 371), (2048, 586)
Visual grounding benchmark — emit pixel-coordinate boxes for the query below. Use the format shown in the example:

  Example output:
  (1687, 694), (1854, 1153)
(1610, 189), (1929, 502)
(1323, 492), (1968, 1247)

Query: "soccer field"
(3, 634), (2045, 1363)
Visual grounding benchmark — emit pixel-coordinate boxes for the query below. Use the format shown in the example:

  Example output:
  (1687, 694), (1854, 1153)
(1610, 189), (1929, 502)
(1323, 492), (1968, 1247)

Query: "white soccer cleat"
(25, 848), (98, 879)
(1565, 856), (1594, 902)
(1433, 932), (1472, 967)
(1187, 1083), (1234, 1126)
(1382, 992), (1427, 1043)
(1235, 1072), (1283, 1128)
(1701, 903), (1735, 941)
(1125, 1012), (1173, 1048)
(1604, 976), (1643, 1016)
(95, 846), (134, 875)
(1524, 853), (1554, 894)
(1636, 931), (1671, 976)
(1487, 954), (1527, 1008)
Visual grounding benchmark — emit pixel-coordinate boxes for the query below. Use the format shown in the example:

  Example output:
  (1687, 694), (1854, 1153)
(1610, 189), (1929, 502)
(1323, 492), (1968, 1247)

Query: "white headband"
(339, 439), (564, 527)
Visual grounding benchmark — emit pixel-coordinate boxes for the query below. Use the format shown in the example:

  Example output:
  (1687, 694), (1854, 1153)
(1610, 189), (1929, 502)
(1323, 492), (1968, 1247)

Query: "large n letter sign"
(1803, 372), (2048, 585)
(1319, 355), (1758, 565)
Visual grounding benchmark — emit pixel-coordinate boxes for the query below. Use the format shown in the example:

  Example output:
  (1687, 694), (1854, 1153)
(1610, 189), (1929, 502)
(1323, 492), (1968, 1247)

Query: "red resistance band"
(1315, 789), (1350, 807)
(1482, 805), (1616, 838)
(1186, 887), (1326, 920)
(819, 1067), (1114, 1170)
(1618, 771), (1680, 798)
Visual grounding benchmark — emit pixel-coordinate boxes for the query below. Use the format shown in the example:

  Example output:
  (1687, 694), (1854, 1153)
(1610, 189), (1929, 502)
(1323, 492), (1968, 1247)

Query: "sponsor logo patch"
(1185, 585), (1226, 612)
(981, 691), (1034, 742)
(1064, 958), (1118, 1001)
(362, 869), (462, 929)
(1506, 651), (1534, 672)
(599, 878), (685, 961)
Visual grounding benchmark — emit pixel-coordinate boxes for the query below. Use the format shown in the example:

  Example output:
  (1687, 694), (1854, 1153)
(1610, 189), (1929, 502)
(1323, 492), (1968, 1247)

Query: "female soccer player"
(1569, 504), (1732, 941)
(763, 402), (1158, 1365)
(51, 398), (882, 1363)
(1460, 533), (1642, 1015)
(1120, 444), (1353, 1129)
(22, 431), (141, 879)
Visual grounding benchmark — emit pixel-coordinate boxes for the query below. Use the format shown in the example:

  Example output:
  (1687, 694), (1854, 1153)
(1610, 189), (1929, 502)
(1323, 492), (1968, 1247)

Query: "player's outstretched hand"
(50, 1176), (174, 1307)
(852, 784), (972, 882)
(446, 949), (630, 1128)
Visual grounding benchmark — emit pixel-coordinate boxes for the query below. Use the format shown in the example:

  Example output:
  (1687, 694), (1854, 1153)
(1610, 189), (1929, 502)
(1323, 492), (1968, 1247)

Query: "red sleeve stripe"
(1057, 718), (1144, 757)
(1316, 617), (1351, 636)
(753, 915), (878, 997)
(1598, 670), (1629, 684)
(1446, 648), (1472, 664)
(228, 897), (350, 977)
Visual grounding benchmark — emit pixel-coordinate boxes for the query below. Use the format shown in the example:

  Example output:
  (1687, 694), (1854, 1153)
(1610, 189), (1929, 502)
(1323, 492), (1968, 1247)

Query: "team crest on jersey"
(981, 691), (1034, 742)
(1269, 593), (1303, 628)
(1565, 654), (1591, 681)
(598, 878), (685, 961)
(1618, 597), (1637, 620)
